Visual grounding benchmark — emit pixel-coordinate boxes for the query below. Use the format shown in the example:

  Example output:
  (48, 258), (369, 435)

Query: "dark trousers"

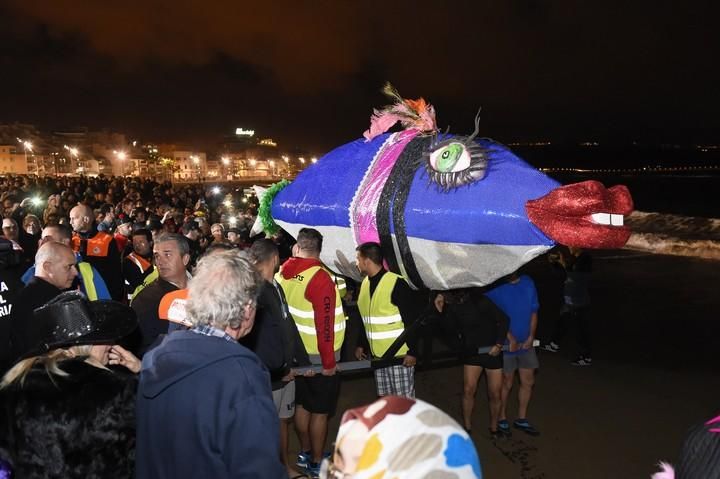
(551, 305), (591, 357)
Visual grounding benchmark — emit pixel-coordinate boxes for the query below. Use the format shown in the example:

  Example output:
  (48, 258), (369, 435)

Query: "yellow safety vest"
(277, 265), (345, 362)
(77, 262), (98, 301)
(333, 274), (347, 299)
(130, 268), (158, 304)
(357, 272), (408, 358)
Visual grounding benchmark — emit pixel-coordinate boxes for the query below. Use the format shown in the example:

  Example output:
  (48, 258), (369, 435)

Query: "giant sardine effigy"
(254, 84), (633, 290)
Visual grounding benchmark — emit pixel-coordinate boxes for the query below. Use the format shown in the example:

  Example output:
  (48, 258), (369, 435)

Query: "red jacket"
(114, 233), (129, 254)
(280, 257), (338, 369)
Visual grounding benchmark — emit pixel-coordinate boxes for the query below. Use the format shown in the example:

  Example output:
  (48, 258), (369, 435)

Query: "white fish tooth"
(610, 214), (624, 226)
(591, 213), (611, 225)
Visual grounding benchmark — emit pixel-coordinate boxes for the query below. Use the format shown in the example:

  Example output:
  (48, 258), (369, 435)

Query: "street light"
(114, 150), (127, 176)
(221, 156), (230, 179)
(51, 152), (59, 176)
(17, 138), (34, 174)
(281, 155), (290, 175)
(64, 145), (81, 173)
(191, 155), (200, 181)
(311, 157), (317, 164)
(64, 145), (79, 157)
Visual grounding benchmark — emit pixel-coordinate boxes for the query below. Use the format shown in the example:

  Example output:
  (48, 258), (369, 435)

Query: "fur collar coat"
(0, 358), (137, 479)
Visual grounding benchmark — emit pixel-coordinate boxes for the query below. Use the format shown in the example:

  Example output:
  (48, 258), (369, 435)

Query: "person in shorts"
(434, 289), (509, 438)
(486, 272), (541, 436)
(276, 229), (345, 478)
(354, 242), (421, 399)
(245, 239), (308, 478)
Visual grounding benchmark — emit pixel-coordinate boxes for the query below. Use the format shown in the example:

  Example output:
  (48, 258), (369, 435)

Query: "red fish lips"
(526, 180), (634, 249)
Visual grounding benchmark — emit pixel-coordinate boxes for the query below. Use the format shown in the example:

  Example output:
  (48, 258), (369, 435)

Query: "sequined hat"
(20, 291), (138, 359)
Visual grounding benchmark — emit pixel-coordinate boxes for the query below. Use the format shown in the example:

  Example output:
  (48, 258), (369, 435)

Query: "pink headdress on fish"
(652, 414), (720, 479)
(363, 83), (438, 141)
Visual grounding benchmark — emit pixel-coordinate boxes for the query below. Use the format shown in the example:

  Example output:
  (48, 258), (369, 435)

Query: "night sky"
(1, 1), (718, 153)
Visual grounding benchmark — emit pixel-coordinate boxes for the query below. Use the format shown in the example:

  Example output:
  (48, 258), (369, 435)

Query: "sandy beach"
(291, 250), (720, 478)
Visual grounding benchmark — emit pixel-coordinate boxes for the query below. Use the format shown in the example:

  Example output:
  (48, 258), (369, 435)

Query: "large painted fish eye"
(424, 136), (491, 191)
(430, 142), (471, 173)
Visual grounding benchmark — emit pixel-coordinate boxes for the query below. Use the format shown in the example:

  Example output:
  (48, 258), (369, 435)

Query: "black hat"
(21, 292), (138, 359)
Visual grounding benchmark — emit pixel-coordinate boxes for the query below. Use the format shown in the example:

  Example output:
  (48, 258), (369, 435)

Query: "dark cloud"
(0, 1), (718, 152)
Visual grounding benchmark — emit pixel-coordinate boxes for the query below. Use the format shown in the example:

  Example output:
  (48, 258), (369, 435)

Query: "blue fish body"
(271, 133), (560, 289)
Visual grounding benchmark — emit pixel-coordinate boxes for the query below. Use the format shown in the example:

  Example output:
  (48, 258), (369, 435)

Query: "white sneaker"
(571, 356), (592, 366)
(541, 342), (560, 353)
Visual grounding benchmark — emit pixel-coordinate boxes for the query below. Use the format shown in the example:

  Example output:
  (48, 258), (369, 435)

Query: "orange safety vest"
(71, 234), (82, 253)
(126, 252), (152, 272)
(72, 232), (112, 257)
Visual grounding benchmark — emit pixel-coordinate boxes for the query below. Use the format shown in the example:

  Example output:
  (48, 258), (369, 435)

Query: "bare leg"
(517, 368), (536, 419)
(462, 365), (483, 430)
(486, 368), (503, 431)
(294, 405), (311, 454)
(309, 413), (329, 464)
(500, 370), (515, 421)
(280, 418), (302, 477)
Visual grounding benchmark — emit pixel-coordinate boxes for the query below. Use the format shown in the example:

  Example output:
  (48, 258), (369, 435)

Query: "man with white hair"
(9, 242), (78, 361)
(135, 249), (284, 479)
(20, 224), (111, 301)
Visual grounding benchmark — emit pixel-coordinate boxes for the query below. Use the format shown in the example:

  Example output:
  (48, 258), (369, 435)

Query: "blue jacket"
(135, 330), (284, 479)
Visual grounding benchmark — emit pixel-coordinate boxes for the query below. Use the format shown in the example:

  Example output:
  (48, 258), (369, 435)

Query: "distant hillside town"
(0, 123), (316, 181)
(2, 123), (719, 180)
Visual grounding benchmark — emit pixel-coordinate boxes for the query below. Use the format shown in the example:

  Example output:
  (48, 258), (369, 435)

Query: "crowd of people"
(0, 173), (717, 478)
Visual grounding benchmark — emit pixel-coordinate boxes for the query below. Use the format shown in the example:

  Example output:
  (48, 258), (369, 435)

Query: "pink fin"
(651, 462), (674, 479)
